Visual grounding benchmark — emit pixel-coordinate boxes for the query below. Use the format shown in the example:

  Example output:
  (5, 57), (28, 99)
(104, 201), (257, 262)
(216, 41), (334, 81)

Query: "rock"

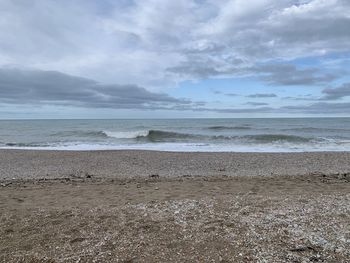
(290, 246), (315, 252)
(149, 174), (159, 178)
(70, 237), (86, 244)
(4, 228), (14, 234)
(85, 173), (92, 178)
(122, 258), (137, 263)
(334, 247), (344, 253)
(309, 255), (322, 262)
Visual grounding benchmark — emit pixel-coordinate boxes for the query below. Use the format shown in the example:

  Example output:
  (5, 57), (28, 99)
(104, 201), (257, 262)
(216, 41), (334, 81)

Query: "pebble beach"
(0, 150), (349, 262)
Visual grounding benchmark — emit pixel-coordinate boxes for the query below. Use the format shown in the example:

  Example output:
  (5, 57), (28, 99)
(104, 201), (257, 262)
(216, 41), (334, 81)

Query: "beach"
(2, 0), (350, 260)
(0, 150), (349, 262)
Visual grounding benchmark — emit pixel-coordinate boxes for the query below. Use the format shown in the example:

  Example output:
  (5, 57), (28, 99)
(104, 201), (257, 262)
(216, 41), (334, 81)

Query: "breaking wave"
(6, 129), (318, 145)
(134, 130), (315, 143)
(1, 118), (349, 152)
(136, 130), (201, 142)
(52, 130), (150, 139)
(103, 130), (150, 139)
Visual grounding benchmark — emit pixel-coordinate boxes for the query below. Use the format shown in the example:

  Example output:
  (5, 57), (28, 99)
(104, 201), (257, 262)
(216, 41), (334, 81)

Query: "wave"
(136, 130), (200, 142)
(208, 125), (251, 130)
(104, 130), (149, 139)
(242, 134), (313, 143)
(51, 130), (108, 138)
(46, 129), (317, 144)
(1, 133), (340, 151)
(136, 130), (314, 143)
(52, 130), (150, 139)
(54, 129), (208, 141)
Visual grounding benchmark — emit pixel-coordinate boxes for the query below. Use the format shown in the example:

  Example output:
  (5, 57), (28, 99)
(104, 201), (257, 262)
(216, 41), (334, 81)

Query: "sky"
(0, 0), (350, 119)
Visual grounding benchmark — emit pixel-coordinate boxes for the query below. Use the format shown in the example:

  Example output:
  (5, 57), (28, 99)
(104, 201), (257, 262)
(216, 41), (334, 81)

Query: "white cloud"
(0, 0), (349, 91)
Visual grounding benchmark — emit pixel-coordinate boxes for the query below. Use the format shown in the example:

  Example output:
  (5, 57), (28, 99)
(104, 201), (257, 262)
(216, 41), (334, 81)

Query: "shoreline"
(2, 148), (350, 152)
(1, 146), (350, 152)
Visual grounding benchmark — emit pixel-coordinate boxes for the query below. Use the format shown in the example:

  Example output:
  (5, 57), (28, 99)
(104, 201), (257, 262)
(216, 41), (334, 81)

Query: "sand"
(0, 150), (349, 262)
(2, 150), (350, 180)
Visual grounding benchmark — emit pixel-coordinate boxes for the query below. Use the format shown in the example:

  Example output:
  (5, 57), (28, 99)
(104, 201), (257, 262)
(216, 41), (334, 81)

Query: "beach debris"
(85, 172), (93, 179)
(0, 182), (12, 187)
(309, 254), (323, 262)
(70, 237), (86, 244)
(4, 228), (14, 234)
(339, 172), (350, 181)
(122, 257), (137, 263)
(290, 246), (316, 252)
(12, 197), (24, 203)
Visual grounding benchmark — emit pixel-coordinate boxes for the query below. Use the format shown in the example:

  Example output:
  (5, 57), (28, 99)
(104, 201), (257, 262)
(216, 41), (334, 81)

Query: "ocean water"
(0, 118), (350, 152)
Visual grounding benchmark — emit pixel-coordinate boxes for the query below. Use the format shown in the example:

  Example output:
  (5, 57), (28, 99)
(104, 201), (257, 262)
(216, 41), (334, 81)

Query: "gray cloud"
(167, 59), (337, 89)
(4, 67), (346, 115)
(245, 102), (269, 106)
(187, 106), (275, 114)
(321, 83), (350, 100)
(0, 1), (350, 117)
(254, 64), (337, 86)
(167, 63), (221, 79)
(281, 102), (350, 114)
(2, 67), (346, 116)
(192, 102), (350, 115)
(246, 93), (277, 98)
(282, 95), (320, 101)
(212, 90), (239, 97)
(0, 68), (192, 110)
(166, 0), (349, 86)
(1, 0), (348, 88)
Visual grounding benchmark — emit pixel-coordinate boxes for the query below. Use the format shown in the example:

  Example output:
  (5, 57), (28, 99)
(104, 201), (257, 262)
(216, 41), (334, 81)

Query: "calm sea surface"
(0, 118), (350, 152)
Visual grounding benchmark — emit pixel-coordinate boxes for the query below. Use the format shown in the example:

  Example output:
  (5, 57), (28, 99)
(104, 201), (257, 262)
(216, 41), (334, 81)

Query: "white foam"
(103, 130), (149, 139)
(1, 141), (350, 152)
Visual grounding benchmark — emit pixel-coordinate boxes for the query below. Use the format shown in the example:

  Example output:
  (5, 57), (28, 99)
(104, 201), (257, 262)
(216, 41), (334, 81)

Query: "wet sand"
(0, 150), (349, 262)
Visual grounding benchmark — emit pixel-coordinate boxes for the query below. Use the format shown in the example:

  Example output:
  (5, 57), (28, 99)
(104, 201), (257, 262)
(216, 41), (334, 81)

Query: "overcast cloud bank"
(0, 0), (350, 117)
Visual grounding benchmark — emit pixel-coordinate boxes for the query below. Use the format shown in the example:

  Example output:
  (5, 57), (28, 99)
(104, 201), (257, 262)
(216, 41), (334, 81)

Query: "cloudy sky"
(0, 0), (350, 118)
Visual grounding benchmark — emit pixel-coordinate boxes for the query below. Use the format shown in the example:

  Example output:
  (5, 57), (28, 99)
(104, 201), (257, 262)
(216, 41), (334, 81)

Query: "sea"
(0, 118), (349, 152)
